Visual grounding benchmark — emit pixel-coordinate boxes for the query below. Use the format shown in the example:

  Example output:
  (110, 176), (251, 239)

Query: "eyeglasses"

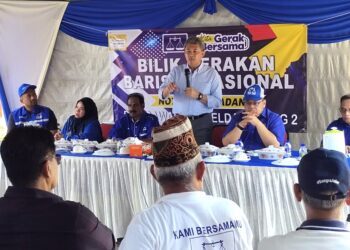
(340, 107), (350, 114)
(184, 50), (203, 55)
(243, 100), (264, 106)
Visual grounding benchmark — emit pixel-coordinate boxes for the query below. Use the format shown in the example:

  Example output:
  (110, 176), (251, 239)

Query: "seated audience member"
(222, 84), (285, 150)
(258, 148), (350, 250)
(326, 94), (350, 153)
(120, 115), (253, 250)
(7, 83), (58, 133)
(108, 93), (159, 142)
(55, 97), (103, 142)
(0, 126), (115, 250)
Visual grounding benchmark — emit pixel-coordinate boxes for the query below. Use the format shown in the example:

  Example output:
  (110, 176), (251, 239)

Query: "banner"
(109, 24), (307, 132)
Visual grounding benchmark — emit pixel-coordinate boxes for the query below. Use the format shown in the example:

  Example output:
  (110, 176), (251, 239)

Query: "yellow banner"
(151, 95), (173, 107)
(221, 95), (244, 109)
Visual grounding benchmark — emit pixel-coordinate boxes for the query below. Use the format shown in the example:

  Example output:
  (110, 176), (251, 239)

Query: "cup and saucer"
(232, 152), (251, 162)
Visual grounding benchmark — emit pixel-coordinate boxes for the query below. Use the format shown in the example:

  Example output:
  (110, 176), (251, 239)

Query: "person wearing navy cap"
(222, 84), (285, 150)
(258, 148), (350, 250)
(7, 83), (58, 133)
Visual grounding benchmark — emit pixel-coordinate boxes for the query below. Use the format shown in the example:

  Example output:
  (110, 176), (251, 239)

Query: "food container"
(96, 139), (120, 152)
(55, 138), (73, 151)
(129, 144), (143, 157)
(199, 142), (218, 157)
(323, 128), (346, 154)
(72, 139), (97, 152)
(142, 143), (152, 155)
(217, 144), (243, 158)
(255, 146), (285, 160)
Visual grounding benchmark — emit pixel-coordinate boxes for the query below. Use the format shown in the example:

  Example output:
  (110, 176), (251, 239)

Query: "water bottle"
(284, 141), (292, 158)
(299, 144), (308, 158)
(236, 140), (244, 150)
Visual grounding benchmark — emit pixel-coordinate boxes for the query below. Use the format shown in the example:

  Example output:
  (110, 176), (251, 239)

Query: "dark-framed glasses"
(340, 107), (350, 114)
(243, 100), (263, 106)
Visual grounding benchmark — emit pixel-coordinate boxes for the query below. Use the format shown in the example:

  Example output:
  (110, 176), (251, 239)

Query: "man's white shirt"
(258, 220), (350, 250)
(120, 191), (253, 250)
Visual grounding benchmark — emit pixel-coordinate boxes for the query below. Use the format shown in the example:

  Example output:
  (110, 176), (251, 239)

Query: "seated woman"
(56, 97), (103, 142)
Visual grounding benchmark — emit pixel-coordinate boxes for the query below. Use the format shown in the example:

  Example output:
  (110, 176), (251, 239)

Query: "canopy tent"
(0, 0), (350, 149)
(61, 0), (350, 45)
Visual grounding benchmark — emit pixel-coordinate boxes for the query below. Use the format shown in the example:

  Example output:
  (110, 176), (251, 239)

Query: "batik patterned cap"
(152, 115), (200, 167)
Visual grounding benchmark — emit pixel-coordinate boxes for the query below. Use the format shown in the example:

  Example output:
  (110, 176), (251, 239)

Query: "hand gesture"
(241, 111), (260, 127)
(184, 87), (199, 99)
(54, 131), (63, 140)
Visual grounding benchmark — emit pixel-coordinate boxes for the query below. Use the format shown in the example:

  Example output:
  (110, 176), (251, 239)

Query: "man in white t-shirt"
(120, 115), (253, 250)
(258, 148), (350, 250)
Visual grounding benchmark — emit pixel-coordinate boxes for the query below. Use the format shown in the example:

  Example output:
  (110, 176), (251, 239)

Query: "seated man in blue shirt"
(108, 93), (159, 142)
(326, 94), (350, 153)
(222, 84), (285, 150)
(7, 83), (58, 134)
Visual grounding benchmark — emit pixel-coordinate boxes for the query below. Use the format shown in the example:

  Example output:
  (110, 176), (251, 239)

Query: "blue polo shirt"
(8, 105), (57, 131)
(61, 115), (103, 142)
(108, 112), (160, 140)
(223, 108), (286, 150)
(327, 118), (350, 145)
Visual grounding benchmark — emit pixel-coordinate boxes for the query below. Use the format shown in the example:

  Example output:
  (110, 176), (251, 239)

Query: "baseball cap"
(243, 84), (265, 101)
(18, 83), (36, 97)
(298, 148), (350, 200)
(152, 115), (200, 168)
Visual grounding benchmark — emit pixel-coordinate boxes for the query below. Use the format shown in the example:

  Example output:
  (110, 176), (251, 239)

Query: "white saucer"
(232, 158), (250, 162)
(92, 149), (115, 156)
(204, 155), (231, 163)
(70, 150), (87, 154)
(271, 158), (299, 166)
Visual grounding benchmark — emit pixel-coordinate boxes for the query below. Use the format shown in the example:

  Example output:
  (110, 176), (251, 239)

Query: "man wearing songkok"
(158, 36), (222, 145)
(258, 148), (350, 250)
(108, 92), (159, 142)
(7, 83), (58, 134)
(0, 126), (115, 250)
(326, 94), (350, 153)
(120, 115), (253, 250)
(222, 84), (285, 150)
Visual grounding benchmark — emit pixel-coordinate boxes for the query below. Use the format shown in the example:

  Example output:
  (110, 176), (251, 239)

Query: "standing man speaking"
(159, 36), (222, 145)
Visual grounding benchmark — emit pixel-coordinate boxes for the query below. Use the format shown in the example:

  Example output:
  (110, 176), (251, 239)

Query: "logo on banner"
(108, 33), (128, 51)
(198, 32), (250, 52)
(162, 33), (188, 53)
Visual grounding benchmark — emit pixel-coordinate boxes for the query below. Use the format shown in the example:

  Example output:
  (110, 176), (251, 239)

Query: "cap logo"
(316, 179), (340, 185)
(247, 88), (256, 96)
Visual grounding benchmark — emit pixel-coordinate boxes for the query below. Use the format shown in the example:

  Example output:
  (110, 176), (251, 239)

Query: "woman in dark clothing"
(57, 97), (103, 142)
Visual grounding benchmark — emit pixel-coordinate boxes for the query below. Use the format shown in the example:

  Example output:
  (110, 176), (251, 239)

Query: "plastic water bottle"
(299, 144), (308, 158)
(236, 140), (244, 150)
(284, 141), (292, 158)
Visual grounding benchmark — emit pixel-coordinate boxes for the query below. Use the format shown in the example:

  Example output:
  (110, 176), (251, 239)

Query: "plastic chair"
(210, 125), (227, 147)
(101, 123), (114, 141)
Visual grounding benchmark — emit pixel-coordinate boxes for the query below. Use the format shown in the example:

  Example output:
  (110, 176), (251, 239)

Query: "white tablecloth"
(0, 156), (309, 249)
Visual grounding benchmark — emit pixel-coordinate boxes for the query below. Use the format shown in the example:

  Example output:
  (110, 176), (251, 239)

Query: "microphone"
(185, 68), (190, 88)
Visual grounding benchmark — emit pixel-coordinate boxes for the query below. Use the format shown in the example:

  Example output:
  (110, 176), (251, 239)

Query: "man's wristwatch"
(197, 93), (203, 100)
(236, 123), (244, 130)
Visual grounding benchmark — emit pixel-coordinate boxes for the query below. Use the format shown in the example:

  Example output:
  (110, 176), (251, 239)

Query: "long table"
(1, 154), (345, 249)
